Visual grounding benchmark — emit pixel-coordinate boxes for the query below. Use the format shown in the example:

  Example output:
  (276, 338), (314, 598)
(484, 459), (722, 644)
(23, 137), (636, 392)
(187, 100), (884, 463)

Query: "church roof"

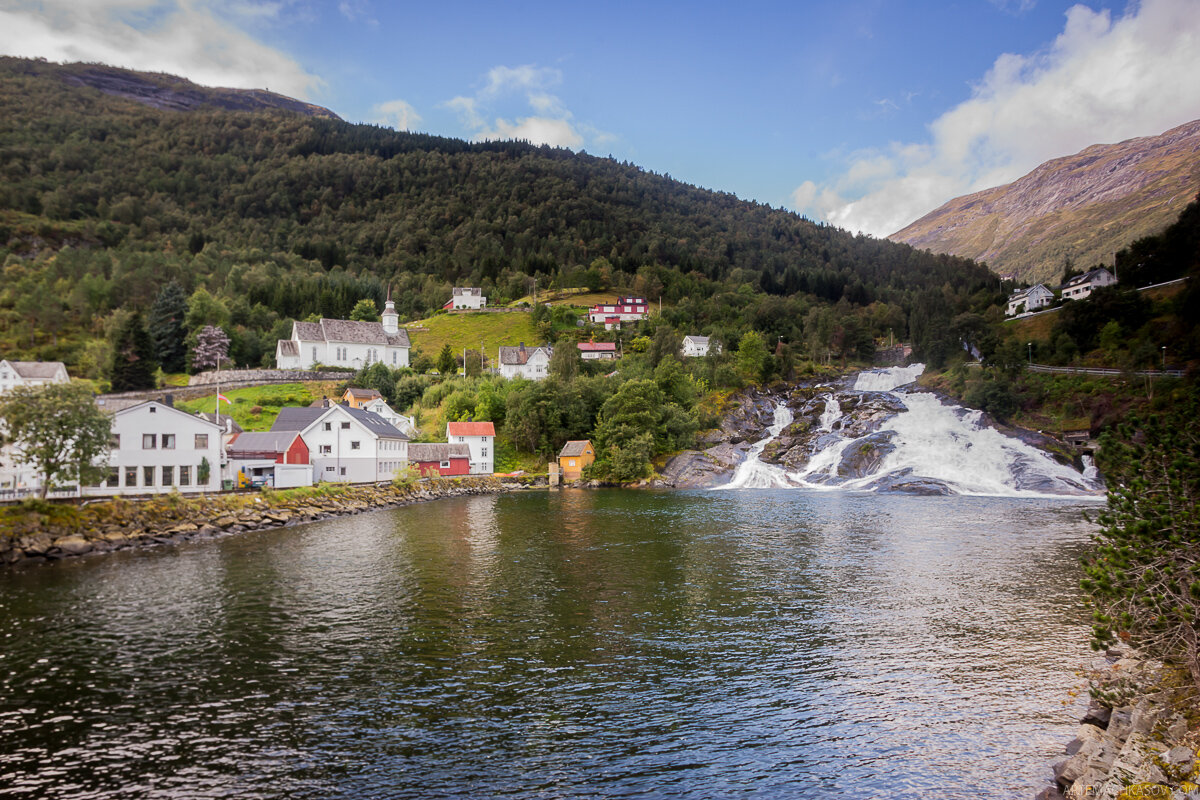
(291, 320), (410, 348)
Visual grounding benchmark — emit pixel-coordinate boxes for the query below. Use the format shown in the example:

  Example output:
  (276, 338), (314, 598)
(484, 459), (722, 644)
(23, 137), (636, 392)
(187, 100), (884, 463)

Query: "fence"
(1027, 363), (1184, 378)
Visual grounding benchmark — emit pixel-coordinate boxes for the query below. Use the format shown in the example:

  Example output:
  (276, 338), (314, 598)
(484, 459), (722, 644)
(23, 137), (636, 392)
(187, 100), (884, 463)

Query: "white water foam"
(818, 396), (842, 431)
(853, 363), (925, 392)
(718, 404), (795, 489)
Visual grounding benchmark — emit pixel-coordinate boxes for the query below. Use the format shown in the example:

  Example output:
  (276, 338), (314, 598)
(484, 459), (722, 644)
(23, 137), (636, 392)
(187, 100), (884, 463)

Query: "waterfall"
(718, 404), (795, 489)
(720, 364), (1104, 498)
(818, 395), (842, 431)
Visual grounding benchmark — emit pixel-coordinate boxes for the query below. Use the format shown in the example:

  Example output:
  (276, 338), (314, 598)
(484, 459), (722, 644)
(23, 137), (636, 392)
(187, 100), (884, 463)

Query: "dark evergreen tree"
(109, 311), (158, 391)
(148, 281), (189, 373)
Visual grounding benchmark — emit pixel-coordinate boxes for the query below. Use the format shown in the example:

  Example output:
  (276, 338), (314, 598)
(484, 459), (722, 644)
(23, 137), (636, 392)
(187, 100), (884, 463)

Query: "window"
(162, 466), (174, 486)
(320, 445), (332, 454)
(162, 434), (175, 450)
(143, 433), (157, 449)
(323, 422), (332, 431)
(179, 465), (191, 486)
(195, 434), (208, 449)
(125, 466), (138, 486)
(481, 447), (488, 457)
(440, 460), (451, 469)
(325, 466), (335, 472)
(339, 467), (346, 476)
(106, 467), (120, 487)
(350, 441), (360, 450)
(569, 460), (576, 467)
(392, 351), (397, 365)
(110, 433), (121, 448)
(149, 406), (156, 414)
(143, 466), (155, 486)
(341, 421), (350, 430)
(312, 347), (318, 363)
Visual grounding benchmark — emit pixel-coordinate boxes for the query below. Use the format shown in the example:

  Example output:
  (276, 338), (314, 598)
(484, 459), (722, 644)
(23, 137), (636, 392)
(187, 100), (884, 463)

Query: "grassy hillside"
(405, 312), (542, 362)
(174, 382), (342, 432)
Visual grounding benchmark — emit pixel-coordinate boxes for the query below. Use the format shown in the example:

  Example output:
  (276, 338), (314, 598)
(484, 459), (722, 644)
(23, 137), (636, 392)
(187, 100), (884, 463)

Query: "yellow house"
(557, 440), (595, 481)
(342, 387), (382, 409)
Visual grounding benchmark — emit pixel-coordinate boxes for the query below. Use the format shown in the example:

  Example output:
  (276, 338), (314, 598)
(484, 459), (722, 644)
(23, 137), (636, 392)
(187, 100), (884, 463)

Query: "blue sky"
(3, 0), (1199, 236)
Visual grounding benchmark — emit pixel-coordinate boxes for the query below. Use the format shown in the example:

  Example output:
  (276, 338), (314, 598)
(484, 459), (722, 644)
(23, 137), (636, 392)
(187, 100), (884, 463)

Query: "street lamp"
(1027, 342), (1033, 365)
(1162, 346), (1167, 371)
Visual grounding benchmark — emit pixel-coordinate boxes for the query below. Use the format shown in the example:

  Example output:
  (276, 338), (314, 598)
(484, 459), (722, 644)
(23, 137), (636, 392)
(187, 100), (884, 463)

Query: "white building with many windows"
(446, 421), (495, 475)
(275, 295), (410, 370)
(273, 402), (409, 484)
(82, 401), (223, 496)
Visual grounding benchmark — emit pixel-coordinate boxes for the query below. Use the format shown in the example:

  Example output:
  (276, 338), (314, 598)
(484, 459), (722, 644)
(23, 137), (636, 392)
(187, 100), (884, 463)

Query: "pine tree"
(437, 344), (456, 375)
(109, 311), (158, 391)
(148, 281), (189, 374)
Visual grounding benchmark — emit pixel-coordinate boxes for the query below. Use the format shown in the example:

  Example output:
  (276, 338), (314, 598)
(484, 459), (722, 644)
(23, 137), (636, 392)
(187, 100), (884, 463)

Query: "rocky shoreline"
(1, 476), (546, 568)
(1041, 647), (1200, 799)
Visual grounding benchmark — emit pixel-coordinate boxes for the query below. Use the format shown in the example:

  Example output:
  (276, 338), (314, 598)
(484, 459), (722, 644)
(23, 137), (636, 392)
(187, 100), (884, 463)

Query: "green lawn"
(174, 381), (341, 432)
(405, 311), (542, 363)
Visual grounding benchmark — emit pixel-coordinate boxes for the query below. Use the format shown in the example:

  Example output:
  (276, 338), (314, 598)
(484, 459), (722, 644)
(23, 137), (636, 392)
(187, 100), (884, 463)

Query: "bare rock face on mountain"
(889, 119), (1200, 285)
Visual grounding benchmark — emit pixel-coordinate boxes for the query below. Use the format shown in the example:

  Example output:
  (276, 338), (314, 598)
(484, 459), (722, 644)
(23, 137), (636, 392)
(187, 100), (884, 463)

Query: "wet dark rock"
(835, 432), (895, 479)
(864, 470), (953, 495)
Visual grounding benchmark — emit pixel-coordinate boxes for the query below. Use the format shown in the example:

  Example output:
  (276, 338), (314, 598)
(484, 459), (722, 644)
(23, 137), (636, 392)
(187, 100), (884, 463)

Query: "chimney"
(163, 393), (174, 408)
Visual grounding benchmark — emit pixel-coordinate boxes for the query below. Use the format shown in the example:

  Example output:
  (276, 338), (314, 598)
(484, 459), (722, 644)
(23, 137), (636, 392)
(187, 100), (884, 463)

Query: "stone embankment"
(2, 476), (544, 568)
(1041, 647), (1200, 799)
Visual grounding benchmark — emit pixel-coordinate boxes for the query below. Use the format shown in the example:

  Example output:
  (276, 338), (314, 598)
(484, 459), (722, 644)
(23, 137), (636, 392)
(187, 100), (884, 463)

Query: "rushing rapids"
(717, 365), (1104, 498)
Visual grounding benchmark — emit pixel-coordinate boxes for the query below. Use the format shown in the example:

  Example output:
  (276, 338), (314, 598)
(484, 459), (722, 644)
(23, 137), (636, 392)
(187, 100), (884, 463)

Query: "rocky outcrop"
(1041, 647), (1200, 800)
(2, 476), (543, 568)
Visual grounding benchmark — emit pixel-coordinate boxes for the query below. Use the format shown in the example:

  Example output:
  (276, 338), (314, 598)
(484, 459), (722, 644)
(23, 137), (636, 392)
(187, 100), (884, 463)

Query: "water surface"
(0, 489), (1094, 799)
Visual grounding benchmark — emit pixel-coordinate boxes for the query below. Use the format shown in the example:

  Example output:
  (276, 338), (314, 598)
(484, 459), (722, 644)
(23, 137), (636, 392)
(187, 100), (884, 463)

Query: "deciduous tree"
(0, 383), (111, 498)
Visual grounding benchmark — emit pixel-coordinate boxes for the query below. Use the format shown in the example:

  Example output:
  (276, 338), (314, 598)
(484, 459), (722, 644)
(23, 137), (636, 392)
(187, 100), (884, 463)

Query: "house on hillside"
(272, 402), (409, 484)
(1005, 284), (1054, 317)
(557, 440), (595, 481)
(275, 292), (410, 370)
(446, 421), (495, 475)
(0, 360), (69, 394)
(1060, 267), (1117, 301)
(195, 412), (243, 451)
(226, 430), (312, 488)
(81, 400), (223, 497)
(342, 387), (382, 409)
(499, 344), (552, 380)
(443, 287), (486, 310)
(577, 342), (617, 360)
(408, 443), (471, 477)
(681, 335), (717, 358)
(587, 297), (648, 327)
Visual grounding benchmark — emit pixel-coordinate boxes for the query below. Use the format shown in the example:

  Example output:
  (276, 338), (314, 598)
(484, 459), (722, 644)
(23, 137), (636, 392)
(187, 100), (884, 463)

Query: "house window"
(162, 466), (174, 486)
(481, 447), (488, 457)
(125, 466), (138, 486)
(324, 422), (332, 431)
(440, 460), (451, 469)
(339, 467), (346, 476)
(392, 351), (397, 365)
(106, 467), (120, 487)
(312, 347), (318, 363)
(350, 441), (360, 450)
(179, 466), (191, 486)
(320, 445), (332, 454)
(143, 433), (157, 449)
(341, 422), (350, 430)
(162, 434), (176, 450)
(111, 434), (121, 448)
(143, 466), (155, 486)
(149, 406), (156, 414)
(569, 460), (576, 467)
(325, 466), (335, 472)
(195, 434), (209, 449)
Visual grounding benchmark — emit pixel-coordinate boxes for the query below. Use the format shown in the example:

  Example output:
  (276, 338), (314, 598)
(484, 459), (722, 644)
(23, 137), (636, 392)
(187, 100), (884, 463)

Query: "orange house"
(342, 387), (382, 409)
(557, 440), (595, 481)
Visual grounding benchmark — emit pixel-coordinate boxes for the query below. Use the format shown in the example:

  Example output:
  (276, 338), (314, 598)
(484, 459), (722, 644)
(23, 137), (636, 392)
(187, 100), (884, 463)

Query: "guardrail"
(1028, 363), (1185, 378)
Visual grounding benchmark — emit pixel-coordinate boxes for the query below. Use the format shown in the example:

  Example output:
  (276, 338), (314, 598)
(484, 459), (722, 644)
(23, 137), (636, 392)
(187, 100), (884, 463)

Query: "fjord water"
(1, 490), (1093, 799)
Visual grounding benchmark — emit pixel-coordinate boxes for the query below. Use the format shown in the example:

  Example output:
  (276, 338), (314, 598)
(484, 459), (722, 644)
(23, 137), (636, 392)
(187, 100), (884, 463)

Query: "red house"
(227, 431), (310, 464)
(408, 443), (471, 477)
(587, 296), (648, 325)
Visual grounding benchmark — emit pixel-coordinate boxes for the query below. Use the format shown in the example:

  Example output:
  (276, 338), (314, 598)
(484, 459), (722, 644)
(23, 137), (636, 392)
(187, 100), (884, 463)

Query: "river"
(0, 488), (1093, 799)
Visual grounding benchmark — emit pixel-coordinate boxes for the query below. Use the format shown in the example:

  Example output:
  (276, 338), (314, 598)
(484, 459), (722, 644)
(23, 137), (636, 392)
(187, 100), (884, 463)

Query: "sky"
(2, 0), (1199, 237)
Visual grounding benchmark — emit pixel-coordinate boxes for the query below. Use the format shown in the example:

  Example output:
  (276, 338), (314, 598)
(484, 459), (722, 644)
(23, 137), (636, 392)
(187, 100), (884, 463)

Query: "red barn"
(408, 443), (471, 477)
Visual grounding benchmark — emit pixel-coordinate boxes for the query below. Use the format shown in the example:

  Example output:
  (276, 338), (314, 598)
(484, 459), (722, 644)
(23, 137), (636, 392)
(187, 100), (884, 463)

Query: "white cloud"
(794, 0), (1200, 237)
(371, 98), (421, 131)
(0, 0), (322, 99)
(444, 63), (606, 149)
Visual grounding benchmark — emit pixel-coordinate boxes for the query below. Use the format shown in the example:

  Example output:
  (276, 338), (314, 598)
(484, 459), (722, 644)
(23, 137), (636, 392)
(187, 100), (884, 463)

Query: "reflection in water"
(0, 490), (1093, 799)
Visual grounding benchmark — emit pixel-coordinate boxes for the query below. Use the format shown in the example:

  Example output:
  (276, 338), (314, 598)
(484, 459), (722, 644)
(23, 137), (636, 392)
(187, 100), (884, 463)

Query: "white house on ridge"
(275, 294), (410, 370)
(499, 344), (552, 380)
(444, 287), (486, 310)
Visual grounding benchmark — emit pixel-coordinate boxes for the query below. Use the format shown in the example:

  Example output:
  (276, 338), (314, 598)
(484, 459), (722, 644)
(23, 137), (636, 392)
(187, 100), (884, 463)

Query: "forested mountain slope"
(0, 57), (998, 374)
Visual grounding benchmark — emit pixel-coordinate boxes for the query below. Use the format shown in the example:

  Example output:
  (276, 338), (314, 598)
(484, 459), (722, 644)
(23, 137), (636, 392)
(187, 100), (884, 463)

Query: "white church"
(275, 293), (411, 370)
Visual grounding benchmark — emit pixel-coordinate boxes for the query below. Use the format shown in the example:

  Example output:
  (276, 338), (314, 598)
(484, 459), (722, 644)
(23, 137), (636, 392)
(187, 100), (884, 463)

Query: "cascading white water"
(718, 404), (795, 489)
(722, 364), (1104, 498)
(818, 396), (842, 431)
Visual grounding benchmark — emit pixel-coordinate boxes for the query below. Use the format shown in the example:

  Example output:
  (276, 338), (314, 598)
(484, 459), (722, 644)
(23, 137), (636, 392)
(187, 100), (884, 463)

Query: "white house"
(577, 342), (617, 360)
(273, 403), (409, 484)
(588, 296), (649, 326)
(275, 294), (411, 370)
(0, 360), (69, 394)
(446, 421), (495, 475)
(681, 335), (717, 358)
(82, 401), (223, 496)
(1060, 267), (1118, 301)
(1005, 284), (1055, 317)
(498, 344), (552, 380)
(361, 396), (417, 436)
(443, 287), (487, 310)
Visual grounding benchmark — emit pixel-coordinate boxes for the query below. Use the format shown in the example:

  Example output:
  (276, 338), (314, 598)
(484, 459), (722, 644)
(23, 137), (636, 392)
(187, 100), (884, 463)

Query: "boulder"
(51, 535), (93, 556)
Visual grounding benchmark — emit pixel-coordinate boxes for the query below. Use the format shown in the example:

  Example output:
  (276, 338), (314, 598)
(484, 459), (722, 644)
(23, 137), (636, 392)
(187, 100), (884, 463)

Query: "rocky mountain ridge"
(889, 119), (1200, 285)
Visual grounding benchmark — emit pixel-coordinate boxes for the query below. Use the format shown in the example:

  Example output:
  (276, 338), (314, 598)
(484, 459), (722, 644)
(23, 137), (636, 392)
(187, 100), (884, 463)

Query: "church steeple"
(381, 285), (399, 334)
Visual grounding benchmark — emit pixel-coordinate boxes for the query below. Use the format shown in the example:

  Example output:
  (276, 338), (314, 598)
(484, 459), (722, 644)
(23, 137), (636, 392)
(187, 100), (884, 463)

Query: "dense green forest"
(0, 57), (1000, 379)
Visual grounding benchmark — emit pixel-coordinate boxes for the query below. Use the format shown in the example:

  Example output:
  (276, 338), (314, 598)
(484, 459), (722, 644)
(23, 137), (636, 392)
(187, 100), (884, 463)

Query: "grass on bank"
(405, 311), (542, 364)
(174, 381), (343, 431)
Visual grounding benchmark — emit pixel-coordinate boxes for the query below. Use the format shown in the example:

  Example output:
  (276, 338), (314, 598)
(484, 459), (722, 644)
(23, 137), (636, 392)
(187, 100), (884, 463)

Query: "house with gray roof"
(498, 343), (552, 380)
(0, 359), (69, 394)
(274, 400), (409, 484)
(275, 292), (410, 370)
